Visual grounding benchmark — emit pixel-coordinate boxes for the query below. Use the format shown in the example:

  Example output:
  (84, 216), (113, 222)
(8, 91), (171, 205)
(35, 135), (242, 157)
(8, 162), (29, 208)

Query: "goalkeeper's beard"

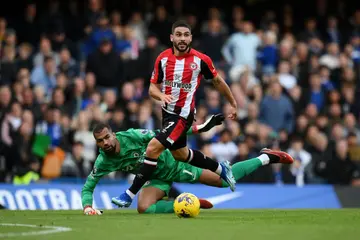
(103, 144), (115, 154)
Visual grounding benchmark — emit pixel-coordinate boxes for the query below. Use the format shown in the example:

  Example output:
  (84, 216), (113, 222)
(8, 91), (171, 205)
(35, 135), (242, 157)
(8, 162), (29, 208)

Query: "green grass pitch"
(1, 209), (360, 240)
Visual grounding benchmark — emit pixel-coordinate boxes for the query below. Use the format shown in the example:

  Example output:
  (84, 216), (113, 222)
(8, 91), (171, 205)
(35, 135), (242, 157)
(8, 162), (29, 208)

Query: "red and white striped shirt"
(150, 48), (218, 119)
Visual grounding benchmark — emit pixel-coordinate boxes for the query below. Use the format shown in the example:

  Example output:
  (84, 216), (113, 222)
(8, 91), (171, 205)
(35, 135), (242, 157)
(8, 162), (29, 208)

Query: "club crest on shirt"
(190, 62), (198, 70)
(90, 167), (97, 178)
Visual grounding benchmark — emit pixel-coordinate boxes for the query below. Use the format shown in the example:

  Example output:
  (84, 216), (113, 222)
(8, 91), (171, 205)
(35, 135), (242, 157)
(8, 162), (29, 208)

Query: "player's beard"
(103, 143), (115, 154)
(174, 41), (189, 52)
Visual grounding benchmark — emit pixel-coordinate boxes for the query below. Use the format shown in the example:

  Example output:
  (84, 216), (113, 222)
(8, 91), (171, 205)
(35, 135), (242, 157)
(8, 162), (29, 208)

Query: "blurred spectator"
(136, 33), (166, 80)
(51, 29), (78, 61)
(86, 38), (123, 92)
(301, 72), (327, 112)
(11, 120), (40, 184)
(16, 3), (40, 46)
(1, 102), (23, 174)
(259, 81), (294, 133)
(298, 18), (321, 42)
(0, 85), (12, 116)
(109, 107), (127, 132)
(33, 37), (60, 67)
(222, 21), (261, 71)
(323, 16), (342, 46)
(1, 45), (17, 84)
(58, 47), (79, 78)
(325, 139), (360, 185)
(128, 11), (147, 50)
(35, 106), (62, 148)
(84, 0), (105, 32)
(148, 5), (173, 47)
(16, 43), (33, 71)
(287, 137), (312, 186)
(210, 129), (238, 163)
(31, 55), (57, 96)
(277, 60), (297, 90)
(84, 14), (117, 57)
(199, 18), (227, 63)
(22, 87), (41, 121)
(319, 43), (340, 70)
(257, 31), (278, 75)
(61, 141), (91, 178)
(72, 111), (96, 163)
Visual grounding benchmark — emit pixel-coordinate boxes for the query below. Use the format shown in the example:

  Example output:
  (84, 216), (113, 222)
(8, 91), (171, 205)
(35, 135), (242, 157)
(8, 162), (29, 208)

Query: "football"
(173, 192), (200, 218)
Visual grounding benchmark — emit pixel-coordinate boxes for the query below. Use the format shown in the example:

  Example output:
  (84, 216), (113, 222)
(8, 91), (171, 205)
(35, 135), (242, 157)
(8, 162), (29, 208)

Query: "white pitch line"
(0, 223), (72, 238)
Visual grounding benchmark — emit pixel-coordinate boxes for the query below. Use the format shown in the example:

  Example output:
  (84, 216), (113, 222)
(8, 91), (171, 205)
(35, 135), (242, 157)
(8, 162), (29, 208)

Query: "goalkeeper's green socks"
(145, 157), (268, 212)
(144, 200), (174, 214)
(221, 157), (263, 187)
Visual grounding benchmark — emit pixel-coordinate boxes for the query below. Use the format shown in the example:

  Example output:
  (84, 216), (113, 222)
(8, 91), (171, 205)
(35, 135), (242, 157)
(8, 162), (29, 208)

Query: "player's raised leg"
(198, 148), (294, 188)
(171, 146), (236, 192)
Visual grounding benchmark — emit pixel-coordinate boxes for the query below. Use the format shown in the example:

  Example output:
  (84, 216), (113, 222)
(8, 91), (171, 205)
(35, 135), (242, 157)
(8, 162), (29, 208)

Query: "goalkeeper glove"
(83, 206), (103, 215)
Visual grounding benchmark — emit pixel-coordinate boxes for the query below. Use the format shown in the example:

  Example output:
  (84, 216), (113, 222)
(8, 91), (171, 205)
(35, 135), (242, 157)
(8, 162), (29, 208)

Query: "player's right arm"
(149, 54), (173, 104)
(81, 155), (111, 215)
(149, 83), (173, 104)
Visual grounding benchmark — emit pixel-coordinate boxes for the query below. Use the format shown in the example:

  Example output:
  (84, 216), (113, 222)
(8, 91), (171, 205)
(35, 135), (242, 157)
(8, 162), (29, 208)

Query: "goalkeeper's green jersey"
(81, 128), (191, 207)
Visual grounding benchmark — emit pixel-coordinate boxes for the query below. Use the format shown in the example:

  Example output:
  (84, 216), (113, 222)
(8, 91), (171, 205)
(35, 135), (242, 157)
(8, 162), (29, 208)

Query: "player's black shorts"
(155, 109), (194, 150)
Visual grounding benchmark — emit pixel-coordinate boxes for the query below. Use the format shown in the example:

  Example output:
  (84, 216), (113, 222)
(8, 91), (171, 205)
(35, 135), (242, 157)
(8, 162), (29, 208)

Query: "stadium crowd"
(1, 0), (360, 186)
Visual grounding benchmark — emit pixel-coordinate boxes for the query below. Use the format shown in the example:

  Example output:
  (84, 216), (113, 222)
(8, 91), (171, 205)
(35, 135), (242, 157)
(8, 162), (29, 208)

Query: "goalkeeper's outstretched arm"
(81, 163), (110, 215)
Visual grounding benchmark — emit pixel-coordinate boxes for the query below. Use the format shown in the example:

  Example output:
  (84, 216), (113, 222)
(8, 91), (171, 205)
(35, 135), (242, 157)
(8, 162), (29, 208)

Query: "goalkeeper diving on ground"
(81, 114), (294, 215)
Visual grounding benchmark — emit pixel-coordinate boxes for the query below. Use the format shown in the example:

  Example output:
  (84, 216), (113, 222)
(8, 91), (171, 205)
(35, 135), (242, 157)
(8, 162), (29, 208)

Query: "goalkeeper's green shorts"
(142, 164), (203, 196)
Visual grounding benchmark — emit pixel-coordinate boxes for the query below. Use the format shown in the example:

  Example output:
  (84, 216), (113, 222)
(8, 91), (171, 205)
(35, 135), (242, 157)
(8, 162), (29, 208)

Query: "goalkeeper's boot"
(111, 191), (133, 208)
(219, 161), (236, 192)
(199, 199), (213, 209)
(260, 148), (294, 164)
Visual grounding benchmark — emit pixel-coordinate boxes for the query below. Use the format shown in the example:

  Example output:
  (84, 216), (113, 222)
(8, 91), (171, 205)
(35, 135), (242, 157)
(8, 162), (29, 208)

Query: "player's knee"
(146, 139), (163, 157)
(137, 204), (150, 214)
(171, 148), (189, 162)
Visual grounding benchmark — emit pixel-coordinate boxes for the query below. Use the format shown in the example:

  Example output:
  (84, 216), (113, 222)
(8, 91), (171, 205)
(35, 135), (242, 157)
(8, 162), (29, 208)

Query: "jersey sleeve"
(81, 155), (111, 208)
(200, 54), (218, 80)
(150, 55), (164, 84)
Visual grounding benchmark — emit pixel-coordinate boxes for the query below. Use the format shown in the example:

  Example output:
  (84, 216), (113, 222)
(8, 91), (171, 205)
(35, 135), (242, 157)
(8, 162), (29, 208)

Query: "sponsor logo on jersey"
(164, 80), (192, 92)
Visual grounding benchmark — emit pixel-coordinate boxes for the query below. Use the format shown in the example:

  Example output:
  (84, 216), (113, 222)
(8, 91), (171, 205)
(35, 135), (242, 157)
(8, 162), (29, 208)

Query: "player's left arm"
(200, 55), (238, 119)
(81, 159), (111, 214)
(211, 74), (237, 110)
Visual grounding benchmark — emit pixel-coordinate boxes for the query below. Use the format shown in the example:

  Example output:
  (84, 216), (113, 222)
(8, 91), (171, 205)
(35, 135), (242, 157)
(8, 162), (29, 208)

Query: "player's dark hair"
(171, 20), (191, 33)
(92, 122), (112, 134)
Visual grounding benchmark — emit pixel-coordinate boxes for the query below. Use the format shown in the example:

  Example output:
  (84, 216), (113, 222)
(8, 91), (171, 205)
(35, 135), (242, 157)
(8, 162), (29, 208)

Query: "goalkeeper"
(82, 114), (294, 215)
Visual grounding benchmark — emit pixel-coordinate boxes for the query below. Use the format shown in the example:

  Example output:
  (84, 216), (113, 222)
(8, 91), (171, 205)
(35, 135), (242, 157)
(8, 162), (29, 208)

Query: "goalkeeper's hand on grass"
(83, 206), (103, 215)
(195, 113), (225, 133)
